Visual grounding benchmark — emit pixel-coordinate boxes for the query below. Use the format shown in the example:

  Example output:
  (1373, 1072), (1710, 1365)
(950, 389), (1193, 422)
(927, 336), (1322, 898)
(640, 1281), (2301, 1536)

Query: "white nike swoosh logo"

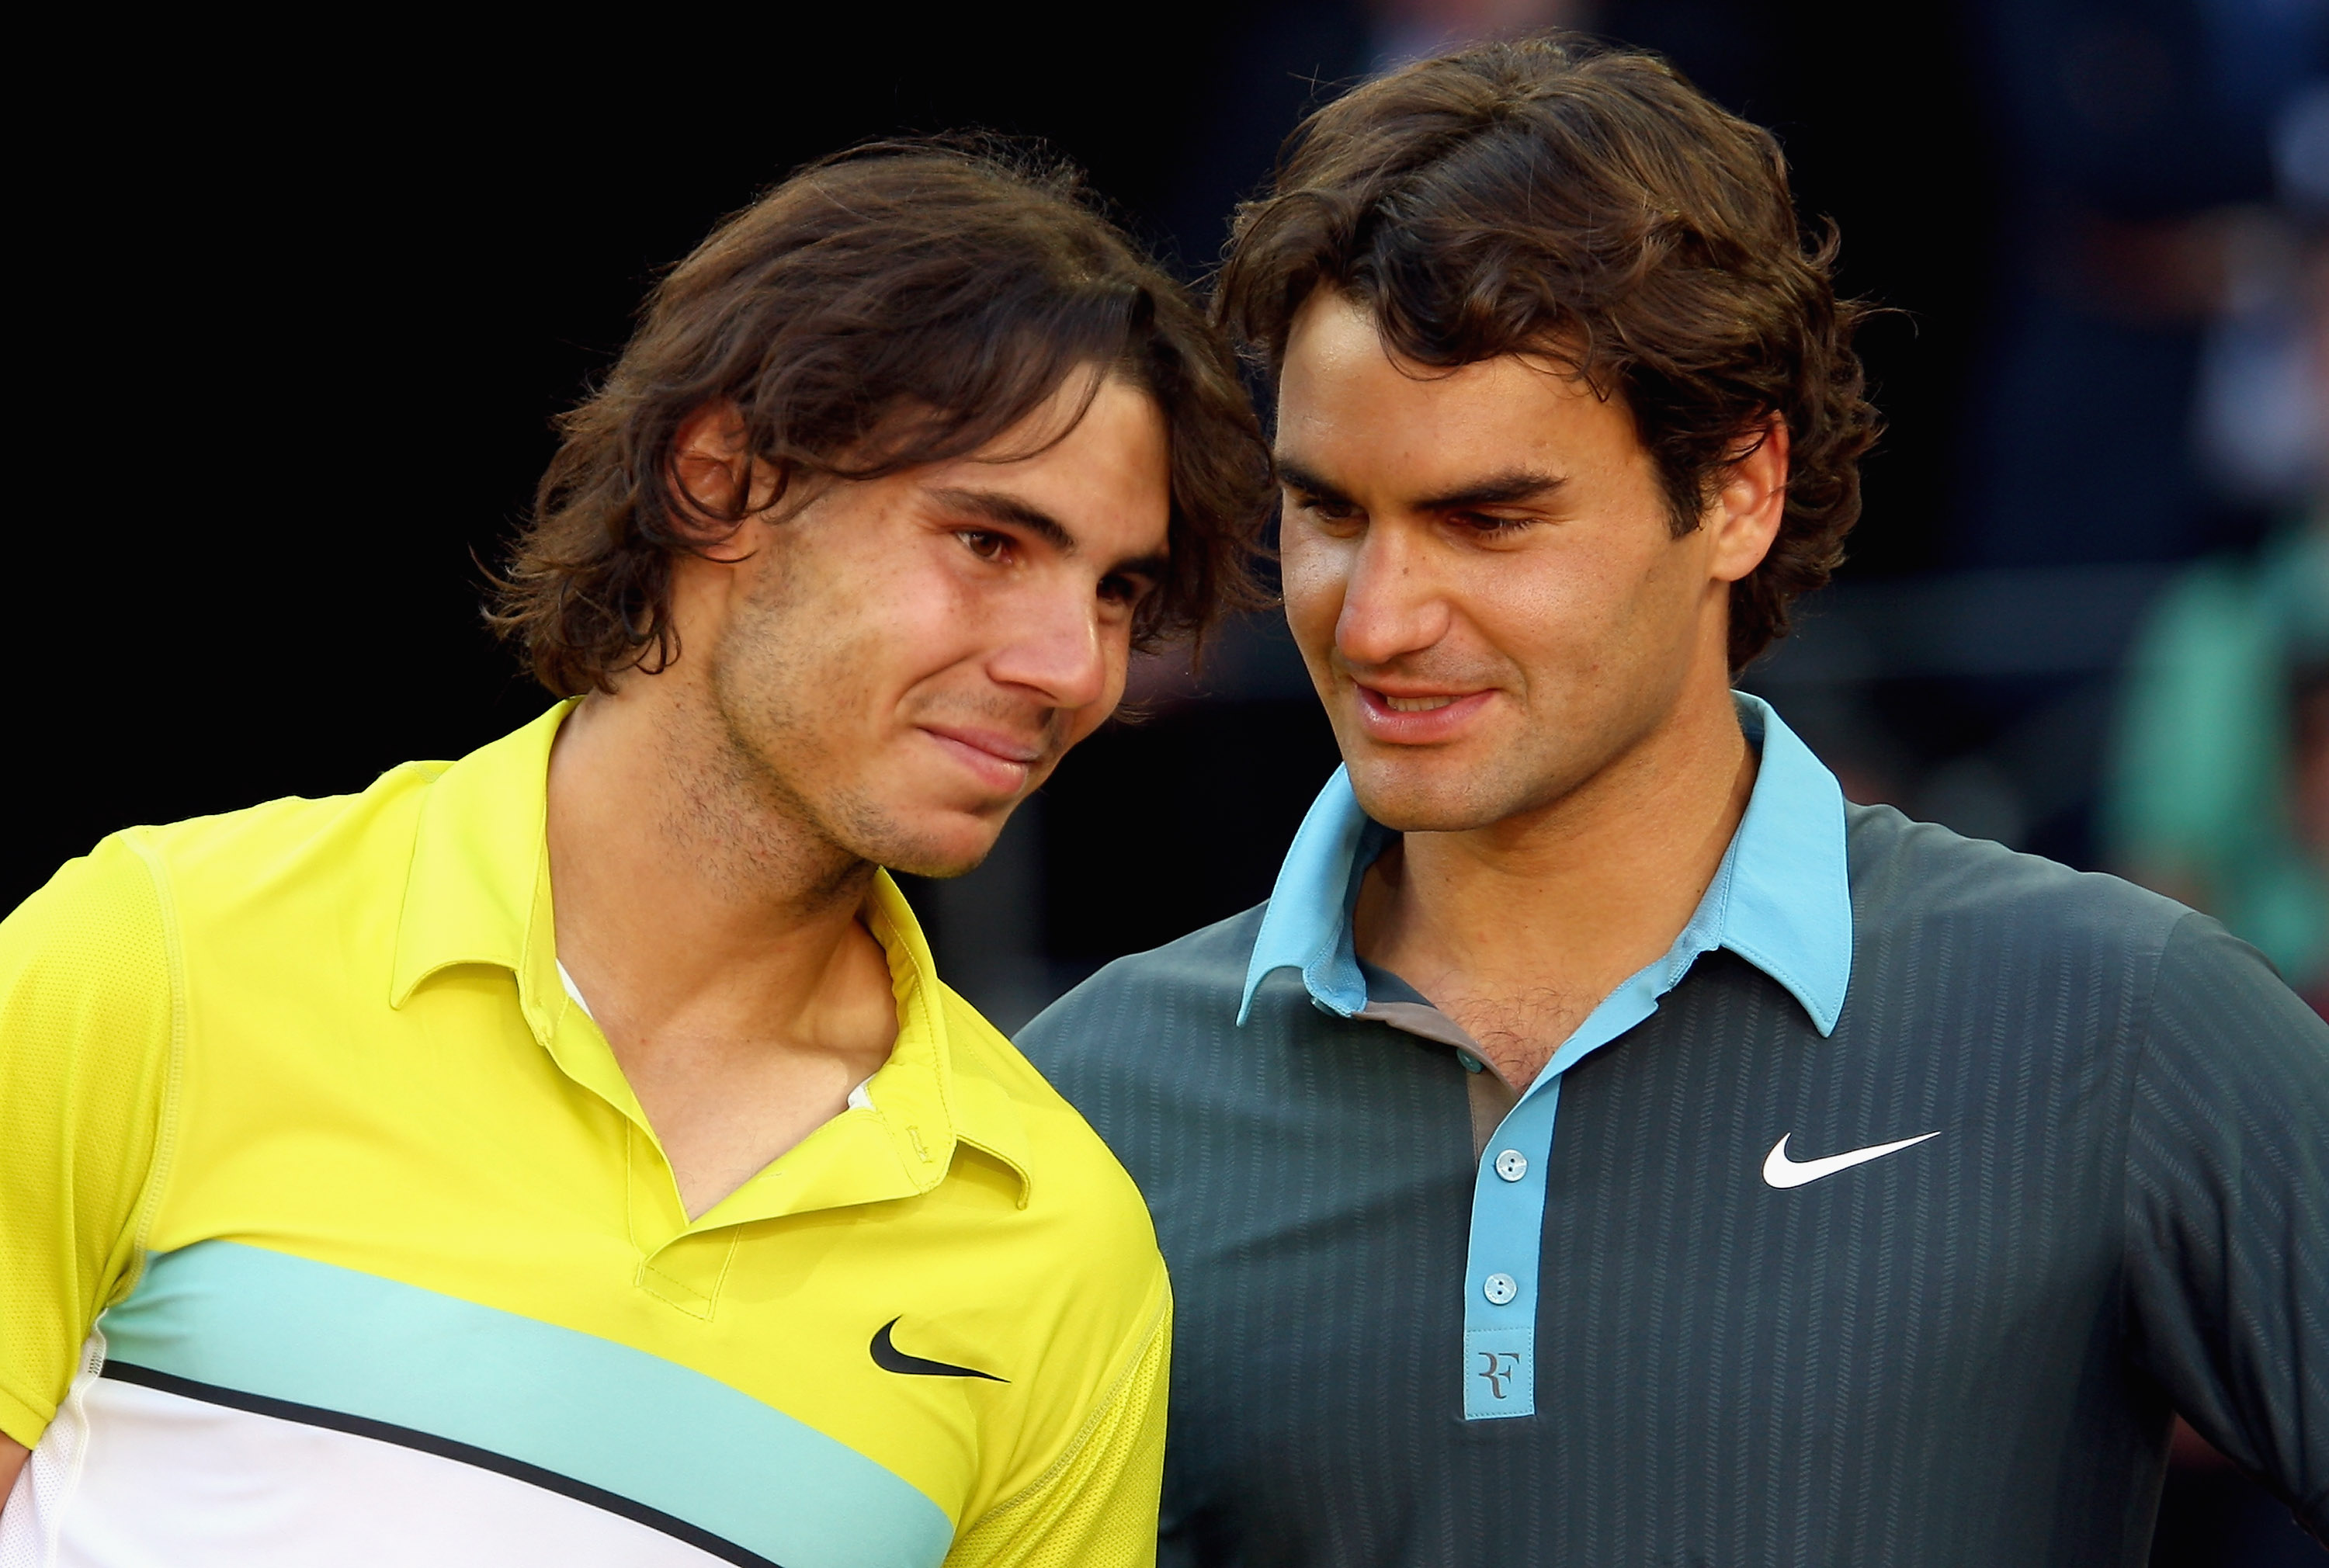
(1762, 1129), (1942, 1188)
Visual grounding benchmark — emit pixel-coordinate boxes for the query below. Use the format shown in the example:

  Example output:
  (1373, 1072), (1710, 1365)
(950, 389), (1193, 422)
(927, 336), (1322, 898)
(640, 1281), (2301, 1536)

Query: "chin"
(1345, 757), (1512, 835)
(857, 804), (1012, 880)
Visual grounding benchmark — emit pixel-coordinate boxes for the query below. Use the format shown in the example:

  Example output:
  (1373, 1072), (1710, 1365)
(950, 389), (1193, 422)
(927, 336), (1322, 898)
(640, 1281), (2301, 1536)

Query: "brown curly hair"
(1215, 35), (1881, 671)
(494, 139), (1274, 696)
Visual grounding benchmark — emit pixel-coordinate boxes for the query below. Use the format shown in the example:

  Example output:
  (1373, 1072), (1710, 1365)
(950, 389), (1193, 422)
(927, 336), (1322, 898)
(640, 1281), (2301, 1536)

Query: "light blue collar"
(1236, 692), (1853, 1036)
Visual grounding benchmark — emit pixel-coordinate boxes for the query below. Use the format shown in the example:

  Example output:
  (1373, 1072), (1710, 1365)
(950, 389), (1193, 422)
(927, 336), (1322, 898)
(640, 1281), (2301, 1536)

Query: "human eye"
(1451, 512), (1536, 542)
(1097, 572), (1151, 609)
(1289, 491), (1362, 531)
(956, 528), (1014, 563)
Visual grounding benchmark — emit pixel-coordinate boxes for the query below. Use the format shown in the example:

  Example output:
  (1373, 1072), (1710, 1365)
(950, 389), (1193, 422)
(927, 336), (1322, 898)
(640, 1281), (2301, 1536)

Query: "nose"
(987, 579), (1112, 714)
(1335, 522), (1453, 671)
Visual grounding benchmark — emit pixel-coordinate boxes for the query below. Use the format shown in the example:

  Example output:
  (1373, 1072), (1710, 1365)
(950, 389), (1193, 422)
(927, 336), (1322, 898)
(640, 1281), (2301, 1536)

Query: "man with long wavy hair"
(1022, 36), (2326, 1563)
(1, 142), (1270, 1566)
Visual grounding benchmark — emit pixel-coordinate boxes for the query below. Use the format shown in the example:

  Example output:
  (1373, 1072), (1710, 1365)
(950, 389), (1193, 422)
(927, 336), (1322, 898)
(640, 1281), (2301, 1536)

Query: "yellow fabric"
(0, 834), (175, 1443)
(0, 701), (1169, 1561)
(946, 1293), (1170, 1568)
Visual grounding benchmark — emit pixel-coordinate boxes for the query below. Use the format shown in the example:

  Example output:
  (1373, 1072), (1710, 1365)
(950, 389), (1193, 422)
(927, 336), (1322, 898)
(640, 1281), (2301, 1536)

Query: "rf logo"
(1477, 1351), (1522, 1400)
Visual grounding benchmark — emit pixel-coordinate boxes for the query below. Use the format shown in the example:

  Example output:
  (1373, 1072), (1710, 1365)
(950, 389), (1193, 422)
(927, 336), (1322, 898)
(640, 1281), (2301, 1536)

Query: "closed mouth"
(918, 723), (1043, 768)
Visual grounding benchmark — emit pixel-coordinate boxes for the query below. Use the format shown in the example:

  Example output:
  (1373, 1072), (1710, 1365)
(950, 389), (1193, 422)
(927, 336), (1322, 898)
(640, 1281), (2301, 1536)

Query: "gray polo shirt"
(1019, 696), (2327, 1566)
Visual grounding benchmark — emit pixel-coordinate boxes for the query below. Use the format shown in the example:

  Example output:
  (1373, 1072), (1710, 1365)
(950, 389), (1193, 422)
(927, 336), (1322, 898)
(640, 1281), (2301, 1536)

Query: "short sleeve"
(0, 834), (175, 1448)
(2121, 912), (2329, 1539)
(944, 1293), (1171, 1568)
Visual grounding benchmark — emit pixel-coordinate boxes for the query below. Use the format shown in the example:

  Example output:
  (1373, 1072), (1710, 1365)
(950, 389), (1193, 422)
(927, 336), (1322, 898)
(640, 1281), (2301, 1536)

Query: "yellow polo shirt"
(0, 702), (1169, 1567)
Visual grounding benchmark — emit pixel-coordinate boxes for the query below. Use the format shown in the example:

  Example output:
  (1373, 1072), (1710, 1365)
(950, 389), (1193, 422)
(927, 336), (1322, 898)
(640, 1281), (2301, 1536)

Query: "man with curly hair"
(1, 143), (1271, 1566)
(1020, 37), (2326, 1564)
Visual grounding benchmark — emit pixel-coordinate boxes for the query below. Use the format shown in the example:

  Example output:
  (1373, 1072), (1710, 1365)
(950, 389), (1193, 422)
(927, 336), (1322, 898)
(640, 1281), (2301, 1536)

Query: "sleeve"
(943, 1292), (1171, 1568)
(2121, 912), (2329, 1540)
(0, 834), (175, 1448)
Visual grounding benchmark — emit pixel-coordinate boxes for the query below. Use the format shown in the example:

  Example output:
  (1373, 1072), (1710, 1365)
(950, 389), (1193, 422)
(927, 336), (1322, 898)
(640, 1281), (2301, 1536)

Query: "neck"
(1355, 672), (1755, 1086)
(544, 675), (880, 1041)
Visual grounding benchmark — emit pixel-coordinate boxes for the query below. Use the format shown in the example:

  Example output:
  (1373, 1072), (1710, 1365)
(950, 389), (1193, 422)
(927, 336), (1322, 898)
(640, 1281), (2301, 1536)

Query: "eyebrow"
(927, 485), (1169, 585)
(1276, 457), (1567, 513)
(1275, 458), (1353, 509)
(928, 487), (1078, 552)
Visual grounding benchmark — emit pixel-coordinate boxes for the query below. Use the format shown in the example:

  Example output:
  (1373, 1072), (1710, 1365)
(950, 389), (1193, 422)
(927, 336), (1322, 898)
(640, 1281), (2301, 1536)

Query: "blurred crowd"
(1909, 0), (2327, 1018)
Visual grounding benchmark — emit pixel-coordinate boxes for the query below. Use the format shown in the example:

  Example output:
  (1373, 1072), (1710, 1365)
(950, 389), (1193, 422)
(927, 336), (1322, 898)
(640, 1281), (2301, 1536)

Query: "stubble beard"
(696, 578), (990, 893)
(1347, 731), (1596, 837)
(1342, 678), (1671, 839)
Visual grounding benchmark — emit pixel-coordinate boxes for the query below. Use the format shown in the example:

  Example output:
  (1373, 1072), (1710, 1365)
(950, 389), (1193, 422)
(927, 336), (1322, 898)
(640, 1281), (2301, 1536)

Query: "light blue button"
(1494, 1149), (1528, 1181)
(1482, 1271), (1518, 1305)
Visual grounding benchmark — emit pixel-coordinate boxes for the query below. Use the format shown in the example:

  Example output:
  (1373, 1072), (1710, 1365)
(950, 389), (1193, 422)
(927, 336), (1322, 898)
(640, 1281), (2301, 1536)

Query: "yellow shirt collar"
(387, 699), (1032, 1213)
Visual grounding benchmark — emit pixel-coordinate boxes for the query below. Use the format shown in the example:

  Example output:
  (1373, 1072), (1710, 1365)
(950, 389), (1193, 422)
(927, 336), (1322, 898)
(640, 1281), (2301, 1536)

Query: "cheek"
(1631, 527), (1727, 643)
(727, 542), (939, 716)
(1459, 552), (1598, 651)
(843, 542), (991, 675)
(1453, 539), (1671, 680)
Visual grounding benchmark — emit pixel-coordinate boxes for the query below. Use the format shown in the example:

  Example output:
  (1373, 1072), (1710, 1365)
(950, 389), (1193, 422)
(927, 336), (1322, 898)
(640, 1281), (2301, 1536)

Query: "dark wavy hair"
(494, 139), (1275, 696)
(1216, 35), (1881, 670)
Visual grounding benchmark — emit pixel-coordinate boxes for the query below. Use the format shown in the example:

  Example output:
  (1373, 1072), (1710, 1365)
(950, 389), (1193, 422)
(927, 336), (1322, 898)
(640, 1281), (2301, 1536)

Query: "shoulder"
(2135, 909), (2329, 1106)
(1015, 904), (1264, 1077)
(2, 762), (436, 994)
(1833, 803), (2321, 1060)
(1, 831), (175, 1075)
(941, 988), (1166, 1295)
(2, 768), (452, 1053)
(1012, 907), (1286, 1192)
(121, 763), (444, 922)
(4, 828), (168, 953)
(1842, 800), (2190, 956)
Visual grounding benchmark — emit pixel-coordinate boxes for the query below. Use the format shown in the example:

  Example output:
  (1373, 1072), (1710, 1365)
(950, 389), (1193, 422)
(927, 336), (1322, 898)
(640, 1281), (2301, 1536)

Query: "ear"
(1706, 415), (1789, 585)
(668, 403), (782, 552)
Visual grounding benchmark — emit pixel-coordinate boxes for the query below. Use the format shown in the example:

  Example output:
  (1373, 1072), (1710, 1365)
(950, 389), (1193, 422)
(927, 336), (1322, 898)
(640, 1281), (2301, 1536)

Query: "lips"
(918, 723), (1044, 795)
(1352, 683), (1494, 743)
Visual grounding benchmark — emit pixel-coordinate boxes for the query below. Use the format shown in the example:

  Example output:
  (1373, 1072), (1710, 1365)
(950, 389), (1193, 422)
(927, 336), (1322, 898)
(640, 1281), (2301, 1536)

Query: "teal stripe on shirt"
(99, 1240), (955, 1568)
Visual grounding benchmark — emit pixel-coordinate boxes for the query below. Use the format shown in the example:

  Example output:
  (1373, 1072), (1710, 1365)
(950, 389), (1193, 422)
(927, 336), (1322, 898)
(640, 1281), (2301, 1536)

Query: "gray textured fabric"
(1019, 803), (2329, 1566)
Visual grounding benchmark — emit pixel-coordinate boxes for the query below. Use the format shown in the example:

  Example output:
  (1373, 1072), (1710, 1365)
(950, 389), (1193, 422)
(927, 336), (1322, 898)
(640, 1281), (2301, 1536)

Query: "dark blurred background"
(19, 4), (2324, 1559)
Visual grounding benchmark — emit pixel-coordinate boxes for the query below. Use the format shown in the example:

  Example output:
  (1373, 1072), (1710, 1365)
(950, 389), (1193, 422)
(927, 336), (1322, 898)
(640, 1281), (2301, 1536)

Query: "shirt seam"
(2113, 908), (2192, 1377)
(952, 1271), (1170, 1538)
(116, 830), (191, 1317)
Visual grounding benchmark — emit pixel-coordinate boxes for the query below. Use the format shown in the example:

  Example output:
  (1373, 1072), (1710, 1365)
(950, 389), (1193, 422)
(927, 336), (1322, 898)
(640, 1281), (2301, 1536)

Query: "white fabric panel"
(1, 1335), (106, 1568)
(2, 1369), (730, 1567)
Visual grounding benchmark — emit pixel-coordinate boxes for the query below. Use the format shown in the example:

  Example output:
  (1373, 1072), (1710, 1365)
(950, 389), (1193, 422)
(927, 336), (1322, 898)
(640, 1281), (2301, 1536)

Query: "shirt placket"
(1459, 941), (1711, 1421)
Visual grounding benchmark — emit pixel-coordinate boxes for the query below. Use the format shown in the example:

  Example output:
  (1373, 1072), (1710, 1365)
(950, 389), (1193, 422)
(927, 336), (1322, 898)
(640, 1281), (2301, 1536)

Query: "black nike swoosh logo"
(869, 1317), (1006, 1382)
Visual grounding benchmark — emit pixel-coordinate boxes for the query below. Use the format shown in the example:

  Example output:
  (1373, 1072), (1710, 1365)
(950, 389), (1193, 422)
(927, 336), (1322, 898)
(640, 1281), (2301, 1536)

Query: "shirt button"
(1494, 1149), (1529, 1182)
(1483, 1272), (1518, 1305)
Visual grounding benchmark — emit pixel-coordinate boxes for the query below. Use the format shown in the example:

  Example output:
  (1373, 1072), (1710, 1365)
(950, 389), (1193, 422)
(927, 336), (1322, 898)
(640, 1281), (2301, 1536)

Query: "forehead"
(1276, 291), (1634, 490)
(944, 373), (1171, 536)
